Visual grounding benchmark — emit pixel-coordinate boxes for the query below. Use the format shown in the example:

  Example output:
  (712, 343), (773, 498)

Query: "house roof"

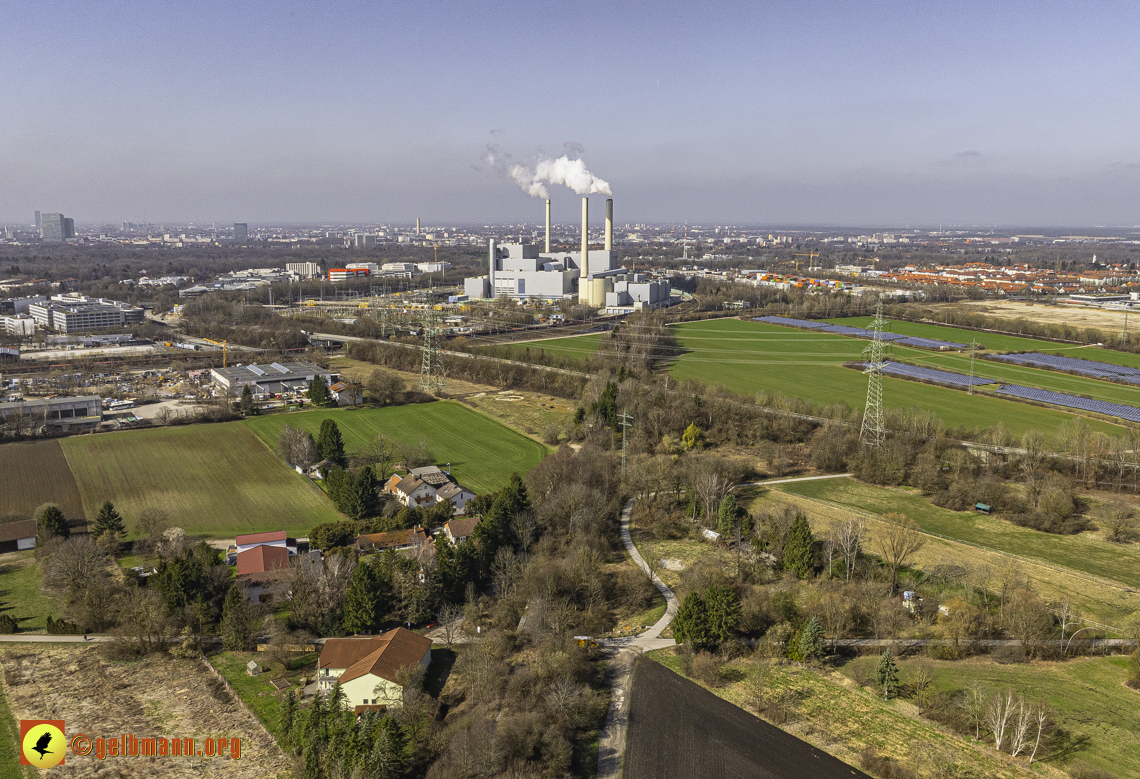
(319, 627), (431, 686)
(329, 382), (347, 392)
(356, 528), (429, 551)
(235, 530), (287, 546)
(0, 519), (37, 543)
(395, 476), (433, 496)
(435, 483), (471, 501)
(236, 544), (290, 576)
(445, 516), (480, 539)
(407, 466), (452, 486)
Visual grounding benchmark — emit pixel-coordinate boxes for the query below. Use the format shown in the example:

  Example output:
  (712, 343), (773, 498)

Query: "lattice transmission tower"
(419, 308), (447, 396)
(859, 297), (887, 449)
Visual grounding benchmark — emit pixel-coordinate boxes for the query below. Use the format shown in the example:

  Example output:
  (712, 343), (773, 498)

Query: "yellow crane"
(793, 251), (820, 273)
(201, 338), (228, 367)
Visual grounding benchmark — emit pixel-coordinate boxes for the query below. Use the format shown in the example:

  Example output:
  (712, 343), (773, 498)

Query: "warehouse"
(0, 395), (103, 432)
(27, 295), (144, 333)
(210, 361), (334, 396)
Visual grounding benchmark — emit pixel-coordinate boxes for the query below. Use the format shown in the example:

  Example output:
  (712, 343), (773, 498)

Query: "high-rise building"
(234, 223), (248, 242)
(34, 211), (40, 229)
(40, 213), (67, 243)
(63, 218), (75, 239)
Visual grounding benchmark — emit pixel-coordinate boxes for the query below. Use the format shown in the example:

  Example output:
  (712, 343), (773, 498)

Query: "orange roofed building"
(317, 628), (432, 709)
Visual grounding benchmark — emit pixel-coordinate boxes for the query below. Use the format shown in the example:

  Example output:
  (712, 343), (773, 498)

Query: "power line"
(419, 308), (447, 396)
(860, 296), (887, 450)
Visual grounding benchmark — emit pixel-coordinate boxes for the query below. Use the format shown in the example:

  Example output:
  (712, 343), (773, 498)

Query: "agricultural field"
(954, 299), (1136, 340)
(61, 424), (341, 538)
(837, 654), (1140, 779)
(625, 658), (873, 779)
(245, 401), (548, 495)
(665, 318), (1126, 438)
(1, 645), (291, 778)
(460, 331), (601, 365)
(0, 440), (85, 521)
(0, 551), (63, 632)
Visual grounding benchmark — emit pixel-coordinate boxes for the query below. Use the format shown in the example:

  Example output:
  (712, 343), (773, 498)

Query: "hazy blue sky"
(2, 0), (1138, 226)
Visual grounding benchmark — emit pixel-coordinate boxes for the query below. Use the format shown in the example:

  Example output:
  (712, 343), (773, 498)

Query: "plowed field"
(0, 440), (84, 521)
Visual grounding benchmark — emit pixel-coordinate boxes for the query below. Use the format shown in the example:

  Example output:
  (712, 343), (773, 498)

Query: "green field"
(838, 654), (1140, 779)
(666, 318), (1126, 438)
(245, 401), (548, 495)
(778, 477), (1140, 592)
(0, 551), (62, 632)
(487, 332), (602, 364)
(62, 424), (343, 538)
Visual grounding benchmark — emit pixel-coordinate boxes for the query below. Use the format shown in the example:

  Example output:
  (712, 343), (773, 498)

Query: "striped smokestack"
(580, 197), (589, 279)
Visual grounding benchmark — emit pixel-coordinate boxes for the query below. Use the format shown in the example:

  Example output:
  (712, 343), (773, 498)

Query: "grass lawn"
(209, 650), (315, 746)
(245, 401), (548, 495)
(0, 551), (63, 632)
(646, 649), (1036, 779)
(666, 319), (1125, 438)
(478, 332), (602, 364)
(462, 392), (575, 442)
(837, 654), (1140, 779)
(61, 423), (342, 539)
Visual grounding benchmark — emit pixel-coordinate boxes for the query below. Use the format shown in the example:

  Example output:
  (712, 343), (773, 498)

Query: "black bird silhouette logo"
(32, 731), (53, 759)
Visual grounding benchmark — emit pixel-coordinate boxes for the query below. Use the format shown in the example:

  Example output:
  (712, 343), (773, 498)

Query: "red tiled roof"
(235, 530), (287, 546)
(236, 545), (290, 576)
(356, 528), (428, 551)
(321, 628), (431, 686)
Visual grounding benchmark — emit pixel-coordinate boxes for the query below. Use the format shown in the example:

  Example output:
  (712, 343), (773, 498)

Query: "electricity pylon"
(859, 297), (887, 449)
(419, 308), (447, 396)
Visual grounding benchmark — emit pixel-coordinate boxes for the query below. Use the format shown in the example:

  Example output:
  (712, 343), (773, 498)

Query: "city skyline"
(3, 1), (1139, 226)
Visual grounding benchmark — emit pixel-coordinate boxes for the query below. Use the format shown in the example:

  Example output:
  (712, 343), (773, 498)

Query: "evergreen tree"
(308, 376), (331, 407)
(589, 381), (619, 430)
(281, 690), (296, 749)
(91, 501), (126, 546)
(317, 418), (346, 466)
(717, 494), (739, 538)
(221, 584), (259, 650)
(673, 592), (710, 650)
(875, 649), (900, 700)
(703, 584), (741, 646)
(240, 384), (255, 415)
(343, 562), (387, 634)
(36, 504), (69, 543)
(799, 616), (825, 661)
(782, 513), (815, 578)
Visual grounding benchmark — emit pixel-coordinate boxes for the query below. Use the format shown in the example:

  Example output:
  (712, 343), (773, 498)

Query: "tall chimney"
(416, 217), (421, 236)
(488, 239), (496, 291)
(604, 198), (613, 252)
(580, 197), (589, 279)
(545, 199), (551, 253)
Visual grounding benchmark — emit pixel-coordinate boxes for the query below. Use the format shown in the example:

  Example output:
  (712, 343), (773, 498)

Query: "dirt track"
(2, 645), (290, 778)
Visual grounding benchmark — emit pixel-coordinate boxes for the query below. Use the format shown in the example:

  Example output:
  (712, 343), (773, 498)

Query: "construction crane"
(793, 251), (820, 273)
(201, 338), (228, 368)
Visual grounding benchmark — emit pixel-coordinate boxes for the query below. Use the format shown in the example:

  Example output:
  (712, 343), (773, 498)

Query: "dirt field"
(0, 440), (85, 521)
(951, 299), (1133, 336)
(623, 659), (870, 779)
(1, 645), (291, 778)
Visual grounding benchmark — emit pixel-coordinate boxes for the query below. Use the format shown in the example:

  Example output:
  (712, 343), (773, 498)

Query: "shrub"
(1068, 761), (1121, 779)
(46, 615), (83, 635)
(691, 651), (725, 687)
(858, 746), (919, 779)
(0, 615), (17, 634)
(1127, 649), (1140, 691)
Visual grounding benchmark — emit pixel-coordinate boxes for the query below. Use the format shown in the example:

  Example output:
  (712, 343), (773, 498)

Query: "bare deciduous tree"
(958, 680), (988, 740)
(438, 602), (463, 649)
(875, 513), (925, 592)
(836, 518), (866, 582)
(986, 689), (1017, 752)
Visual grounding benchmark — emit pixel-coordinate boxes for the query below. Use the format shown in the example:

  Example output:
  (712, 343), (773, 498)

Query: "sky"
(2, 0), (1139, 227)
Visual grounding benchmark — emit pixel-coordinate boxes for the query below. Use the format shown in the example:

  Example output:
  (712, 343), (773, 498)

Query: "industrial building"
(329, 267), (370, 282)
(0, 395), (103, 432)
(286, 262), (322, 278)
(27, 295), (145, 333)
(463, 197), (671, 311)
(210, 361), (334, 396)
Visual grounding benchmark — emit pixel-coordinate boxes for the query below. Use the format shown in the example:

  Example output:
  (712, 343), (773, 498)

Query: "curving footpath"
(595, 473), (851, 779)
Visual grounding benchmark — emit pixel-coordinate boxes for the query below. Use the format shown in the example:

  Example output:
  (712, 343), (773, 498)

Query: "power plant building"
(464, 197), (671, 311)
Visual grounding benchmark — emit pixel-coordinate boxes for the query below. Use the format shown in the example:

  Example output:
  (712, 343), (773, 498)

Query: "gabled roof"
(356, 528), (429, 551)
(0, 519), (37, 543)
(236, 544), (290, 576)
(407, 466), (452, 486)
(436, 483), (471, 501)
(320, 628), (431, 686)
(235, 530), (287, 546)
(444, 516), (480, 539)
(395, 477), (433, 496)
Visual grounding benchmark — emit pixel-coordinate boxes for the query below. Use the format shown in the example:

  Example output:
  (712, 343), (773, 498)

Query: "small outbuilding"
(246, 661), (262, 677)
(974, 503), (992, 515)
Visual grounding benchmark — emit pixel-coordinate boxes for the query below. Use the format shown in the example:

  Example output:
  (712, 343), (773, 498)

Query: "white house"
(317, 628), (432, 711)
(435, 483), (475, 515)
(234, 530), (296, 555)
(443, 516), (480, 545)
(328, 381), (362, 407)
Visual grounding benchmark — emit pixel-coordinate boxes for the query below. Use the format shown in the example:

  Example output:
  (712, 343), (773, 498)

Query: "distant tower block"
(234, 223), (248, 242)
(416, 218), (421, 236)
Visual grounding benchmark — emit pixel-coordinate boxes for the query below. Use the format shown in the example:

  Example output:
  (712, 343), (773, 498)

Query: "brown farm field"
(950, 299), (1135, 337)
(0, 440), (84, 521)
(0, 645), (292, 778)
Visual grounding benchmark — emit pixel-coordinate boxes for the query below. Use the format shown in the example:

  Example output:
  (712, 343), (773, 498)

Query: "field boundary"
(202, 656), (282, 750)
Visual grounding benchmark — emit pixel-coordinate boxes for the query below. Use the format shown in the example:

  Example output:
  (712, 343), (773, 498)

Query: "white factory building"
(464, 197), (671, 312)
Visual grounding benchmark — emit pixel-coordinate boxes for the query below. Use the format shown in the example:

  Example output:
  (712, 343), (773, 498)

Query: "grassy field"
(62, 424), (342, 538)
(837, 654), (1140, 779)
(0, 551), (62, 632)
(0, 676), (35, 779)
(665, 318), (1125, 438)
(475, 332), (602, 364)
(0, 440), (85, 521)
(209, 650), (313, 746)
(245, 401), (548, 495)
(646, 649), (1038, 779)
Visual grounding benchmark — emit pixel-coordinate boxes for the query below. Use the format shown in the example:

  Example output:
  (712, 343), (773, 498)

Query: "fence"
(200, 657), (281, 748)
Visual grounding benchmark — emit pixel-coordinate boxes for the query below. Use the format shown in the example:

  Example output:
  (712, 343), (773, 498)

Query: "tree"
(672, 592), (710, 650)
(782, 513), (814, 579)
(240, 384), (255, 415)
(308, 376), (331, 407)
(351, 433), (397, 482)
(277, 424), (318, 470)
(876, 513), (925, 592)
(703, 585), (740, 646)
(958, 680), (989, 740)
(36, 504), (69, 543)
(343, 561), (388, 634)
(1005, 589), (1053, 658)
(874, 650), (900, 700)
(91, 501), (126, 549)
(1097, 501), (1138, 543)
(717, 494), (739, 538)
(681, 422), (703, 451)
(325, 467), (374, 520)
(366, 368), (404, 406)
(836, 518), (865, 582)
(986, 690), (1017, 752)
(798, 617), (825, 662)
(221, 584), (263, 650)
(1028, 700), (1054, 764)
(309, 520), (358, 552)
(317, 418), (347, 467)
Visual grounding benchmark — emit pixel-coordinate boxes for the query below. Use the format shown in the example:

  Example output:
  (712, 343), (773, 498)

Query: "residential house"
(236, 545), (291, 603)
(434, 483), (475, 515)
(317, 628), (432, 710)
(443, 516), (480, 545)
(385, 475), (439, 508)
(0, 519), (37, 554)
(355, 528), (429, 554)
(234, 530), (296, 555)
(328, 381), (362, 407)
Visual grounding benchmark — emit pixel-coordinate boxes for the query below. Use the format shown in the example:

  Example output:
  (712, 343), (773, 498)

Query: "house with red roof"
(317, 628), (432, 709)
(236, 544), (291, 603)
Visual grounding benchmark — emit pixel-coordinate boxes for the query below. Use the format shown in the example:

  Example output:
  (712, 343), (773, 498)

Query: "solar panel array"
(996, 384), (1140, 423)
(878, 361), (994, 387)
(752, 316), (966, 349)
(989, 352), (1140, 384)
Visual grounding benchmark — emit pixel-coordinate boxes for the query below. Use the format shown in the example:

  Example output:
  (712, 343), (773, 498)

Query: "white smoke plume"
(484, 141), (613, 198)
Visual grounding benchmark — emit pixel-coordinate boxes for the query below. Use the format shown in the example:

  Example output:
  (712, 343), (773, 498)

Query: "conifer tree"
(343, 562), (387, 634)
(91, 501), (126, 547)
(782, 513), (815, 578)
(240, 384), (255, 415)
(799, 616), (825, 661)
(317, 418), (346, 466)
(673, 592), (710, 650)
(875, 649), (900, 699)
(36, 504), (69, 543)
(704, 584), (741, 646)
(308, 376), (331, 407)
(717, 494), (739, 538)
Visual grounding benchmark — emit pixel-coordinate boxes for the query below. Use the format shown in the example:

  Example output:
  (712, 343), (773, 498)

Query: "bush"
(858, 747), (919, 779)
(1006, 511), (1091, 535)
(0, 614), (17, 634)
(1068, 761), (1121, 779)
(1127, 649), (1140, 691)
(46, 615), (83, 635)
(691, 651), (725, 687)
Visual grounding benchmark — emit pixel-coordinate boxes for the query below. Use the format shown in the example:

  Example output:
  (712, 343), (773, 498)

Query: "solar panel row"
(752, 316), (966, 349)
(996, 384), (1140, 423)
(989, 352), (1140, 383)
(877, 361), (993, 387)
